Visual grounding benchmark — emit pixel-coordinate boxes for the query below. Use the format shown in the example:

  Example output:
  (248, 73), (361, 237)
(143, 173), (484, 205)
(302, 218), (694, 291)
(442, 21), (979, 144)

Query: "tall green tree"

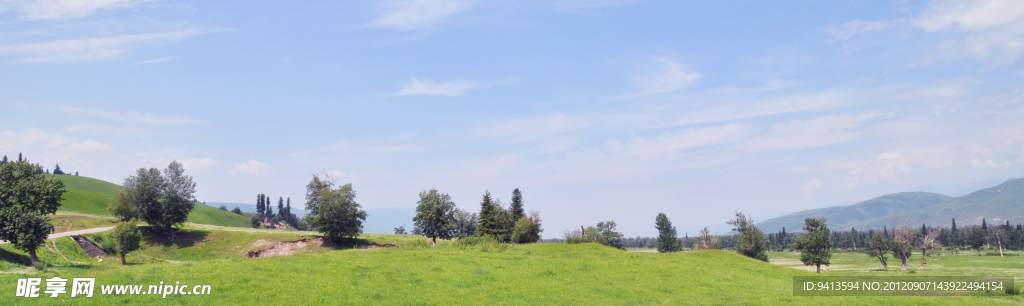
(413, 189), (457, 244)
(793, 217), (832, 273)
(0, 160), (67, 266)
(112, 222), (142, 265)
(509, 188), (524, 224)
(728, 211), (768, 261)
(476, 190), (501, 238)
(967, 226), (986, 255)
(108, 190), (137, 222)
(453, 208), (477, 239)
(511, 211), (543, 243)
(865, 232), (891, 271)
(124, 161), (196, 239)
(655, 213), (682, 253)
(303, 174), (367, 242)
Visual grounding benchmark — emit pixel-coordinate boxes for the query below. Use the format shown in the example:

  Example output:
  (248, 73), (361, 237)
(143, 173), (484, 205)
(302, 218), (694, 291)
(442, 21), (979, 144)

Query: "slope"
(756, 192), (952, 232)
(915, 178), (1024, 227)
(49, 175), (251, 228)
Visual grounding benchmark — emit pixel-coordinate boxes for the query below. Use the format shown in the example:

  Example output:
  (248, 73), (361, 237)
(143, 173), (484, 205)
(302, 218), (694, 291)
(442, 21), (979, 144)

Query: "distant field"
(47, 175), (252, 228)
(769, 249), (1024, 280)
(0, 233), (1016, 305)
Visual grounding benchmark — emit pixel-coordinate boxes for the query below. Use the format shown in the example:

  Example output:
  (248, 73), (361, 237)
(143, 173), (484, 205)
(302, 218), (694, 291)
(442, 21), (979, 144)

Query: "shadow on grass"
(0, 247), (31, 266)
(141, 227), (211, 248)
(322, 237), (371, 250)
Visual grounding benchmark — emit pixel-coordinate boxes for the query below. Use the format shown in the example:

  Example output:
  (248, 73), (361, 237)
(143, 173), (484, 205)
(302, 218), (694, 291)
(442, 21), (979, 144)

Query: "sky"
(1, 0), (1023, 237)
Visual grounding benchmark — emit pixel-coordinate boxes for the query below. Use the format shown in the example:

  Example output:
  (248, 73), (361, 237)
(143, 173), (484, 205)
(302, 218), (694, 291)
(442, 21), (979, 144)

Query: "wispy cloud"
(741, 113), (880, 152)
(180, 158), (219, 170)
(364, 0), (473, 30)
(826, 19), (891, 41)
(801, 178), (823, 193)
(913, 0), (1024, 63)
(393, 78), (483, 96)
(230, 159), (272, 175)
(50, 105), (201, 125)
(626, 57), (701, 97)
(4, 0), (156, 21)
(0, 30), (216, 64)
(134, 56), (177, 65)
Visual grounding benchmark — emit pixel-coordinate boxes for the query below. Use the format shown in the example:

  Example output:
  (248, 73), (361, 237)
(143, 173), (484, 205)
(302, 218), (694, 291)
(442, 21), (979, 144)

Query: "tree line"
(250, 194), (305, 230)
(410, 188), (543, 244)
(0, 153), (79, 176)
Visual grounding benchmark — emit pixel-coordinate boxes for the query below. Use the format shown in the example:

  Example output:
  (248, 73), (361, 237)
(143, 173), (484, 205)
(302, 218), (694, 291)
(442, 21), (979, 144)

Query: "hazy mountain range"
(756, 178), (1024, 233)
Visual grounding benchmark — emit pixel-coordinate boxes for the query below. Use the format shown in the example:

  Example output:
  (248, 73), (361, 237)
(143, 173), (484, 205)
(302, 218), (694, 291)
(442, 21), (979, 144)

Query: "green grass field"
(769, 249), (1024, 280)
(1, 230), (1019, 305)
(47, 175), (252, 228)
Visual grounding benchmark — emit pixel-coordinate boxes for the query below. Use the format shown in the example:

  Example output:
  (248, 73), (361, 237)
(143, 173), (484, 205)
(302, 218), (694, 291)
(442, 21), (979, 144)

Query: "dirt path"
(71, 236), (108, 258)
(0, 226), (115, 245)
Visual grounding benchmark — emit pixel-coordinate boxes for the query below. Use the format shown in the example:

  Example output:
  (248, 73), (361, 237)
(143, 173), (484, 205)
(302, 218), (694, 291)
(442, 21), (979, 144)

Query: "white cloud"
(180, 158), (219, 170)
(628, 58), (701, 96)
(913, 0), (1024, 63)
(134, 56), (177, 65)
(742, 113), (879, 152)
(4, 0), (154, 21)
(878, 152), (902, 160)
(616, 124), (750, 159)
(365, 0), (473, 30)
(50, 105), (200, 124)
(801, 178), (823, 193)
(827, 19), (891, 41)
(230, 159), (272, 175)
(969, 157), (1010, 168)
(0, 30), (211, 64)
(393, 78), (483, 96)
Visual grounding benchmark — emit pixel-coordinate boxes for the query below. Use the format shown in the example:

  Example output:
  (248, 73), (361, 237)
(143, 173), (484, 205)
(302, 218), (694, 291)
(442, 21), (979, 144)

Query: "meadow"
(1, 229), (1020, 305)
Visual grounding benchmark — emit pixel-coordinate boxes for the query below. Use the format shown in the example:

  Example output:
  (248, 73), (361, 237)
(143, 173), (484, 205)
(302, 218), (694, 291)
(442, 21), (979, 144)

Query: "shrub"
(458, 236), (495, 246)
(250, 215), (261, 228)
(231, 207), (243, 215)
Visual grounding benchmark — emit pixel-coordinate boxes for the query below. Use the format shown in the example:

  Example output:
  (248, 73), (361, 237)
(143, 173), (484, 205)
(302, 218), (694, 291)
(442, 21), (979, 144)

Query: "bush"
(563, 230), (587, 244)
(218, 205), (228, 211)
(231, 207), (243, 215)
(458, 236), (496, 246)
(250, 215), (261, 228)
(511, 213), (542, 244)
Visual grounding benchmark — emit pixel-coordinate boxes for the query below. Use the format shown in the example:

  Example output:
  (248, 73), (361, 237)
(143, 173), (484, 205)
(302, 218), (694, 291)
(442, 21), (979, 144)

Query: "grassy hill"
(49, 175), (251, 228)
(757, 192), (952, 232)
(758, 178), (1024, 232)
(1, 238), (1007, 305)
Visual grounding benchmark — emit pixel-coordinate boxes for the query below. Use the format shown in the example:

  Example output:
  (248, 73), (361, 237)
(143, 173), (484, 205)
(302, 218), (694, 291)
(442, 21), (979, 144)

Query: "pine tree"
(476, 190), (500, 237)
(278, 197), (284, 218)
(921, 223), (928, 237)
(982, 218), (987, 231)
(256, 194), (264, 216)
(18, 153), (22, 162)
(655, 213), (681, 252)
(1, 155), (7, 165)
(509, 188), (524, 223)
(53, 164), (63, 175)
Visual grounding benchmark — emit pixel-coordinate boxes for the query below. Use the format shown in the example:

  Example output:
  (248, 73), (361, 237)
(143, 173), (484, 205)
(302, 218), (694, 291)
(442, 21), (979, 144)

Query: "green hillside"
(758, 178), (1024, 232)
(757, 192), (952, 232)
(49, 175), (251, 228)
(917, 178), (1024, 227)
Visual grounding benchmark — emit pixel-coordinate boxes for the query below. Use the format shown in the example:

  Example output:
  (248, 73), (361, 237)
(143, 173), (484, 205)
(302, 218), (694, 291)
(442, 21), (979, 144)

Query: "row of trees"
(252, 194), (303, 229)
(412, 188), (543, 244)
(1, 154), (79, 176)
(651, 212), (768, 262)
(109, 161), (197, 240)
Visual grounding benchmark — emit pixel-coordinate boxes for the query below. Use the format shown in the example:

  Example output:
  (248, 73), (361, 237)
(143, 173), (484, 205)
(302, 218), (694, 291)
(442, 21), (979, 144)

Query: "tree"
(231, 207), (243, 215)
(256, 194), (264, 216)
(278, 197), (285, 218)
(509, 188), (524, 224)
(476, 190), (501, 238)
(112, 222), (142, 265)
(511, 211), (543, 243)
(592, 221), (624, 249)
(454, 208), (478, 239)
(394, 225), (406, 235)
(0, 159), (67, 266)
(890, 220), (916, 270)
(413, 189), (457, 244)
(967, 226), (986, 255)
(303, 174), (367, 242)
(728, 211), (768, 262)
(865, 232), (891, 271)
(793, 217), (831, 273)
(219, 205), (228, 211)
(125, 162), (196, 240)
(655, 213), (682, 253)
(53, 164), (64, 175)
(919, 231), (942, 269)
(108, 191), (137, 222)
(250, 215), (261, 228)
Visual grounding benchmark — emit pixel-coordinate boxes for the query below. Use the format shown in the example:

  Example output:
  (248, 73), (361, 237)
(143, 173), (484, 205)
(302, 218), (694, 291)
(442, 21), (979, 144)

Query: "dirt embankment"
(247, 238), (323, 258)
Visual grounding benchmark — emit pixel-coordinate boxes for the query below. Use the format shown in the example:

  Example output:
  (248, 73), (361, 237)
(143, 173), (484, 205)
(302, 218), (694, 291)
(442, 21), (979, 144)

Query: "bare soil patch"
(247, 238), (323, 258)
(72, 236), (108, 258)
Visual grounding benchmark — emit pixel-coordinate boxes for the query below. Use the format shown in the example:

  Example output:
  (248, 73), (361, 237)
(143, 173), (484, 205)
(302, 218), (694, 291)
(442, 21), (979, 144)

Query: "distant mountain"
(757, 179), (1024, 232)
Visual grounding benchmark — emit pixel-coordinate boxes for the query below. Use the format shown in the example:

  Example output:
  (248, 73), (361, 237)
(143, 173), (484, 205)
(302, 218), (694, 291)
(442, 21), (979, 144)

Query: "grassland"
(47, 175), (253, 228)
(769, 249), (1024, 280)
(0, 230), (1018, 305)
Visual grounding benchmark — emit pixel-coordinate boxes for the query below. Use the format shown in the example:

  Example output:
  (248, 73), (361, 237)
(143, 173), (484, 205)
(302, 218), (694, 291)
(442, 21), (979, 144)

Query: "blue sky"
(1, 0), (1023, 236)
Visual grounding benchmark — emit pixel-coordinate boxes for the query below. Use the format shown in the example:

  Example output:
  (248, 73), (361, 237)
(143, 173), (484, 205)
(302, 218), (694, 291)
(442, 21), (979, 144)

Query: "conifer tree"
(476, 190), (500, 237)
(509, 188), (524, 223)
(794, 217), (832, 273)
(655, 213), (681, 252)
(278, 197), (285, 218)
(256, 194), (264, 216)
